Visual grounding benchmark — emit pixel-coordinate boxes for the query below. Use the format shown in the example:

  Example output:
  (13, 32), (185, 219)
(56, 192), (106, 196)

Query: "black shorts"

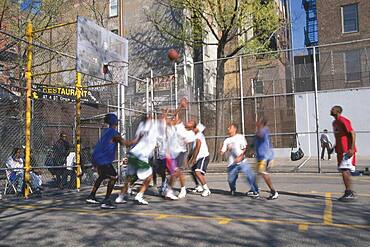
(192, 156), (209, 175)
(153, 158), (167, 174)
(176, 152), (186, 169)
(96, 164), (117, 179)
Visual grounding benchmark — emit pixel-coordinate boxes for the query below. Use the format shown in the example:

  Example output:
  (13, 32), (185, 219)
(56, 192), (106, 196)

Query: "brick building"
(317, 0), (370, 90)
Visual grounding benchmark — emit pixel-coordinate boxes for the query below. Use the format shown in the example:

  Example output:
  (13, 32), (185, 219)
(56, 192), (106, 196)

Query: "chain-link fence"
(0, 20), (128, 198)
(124, 38), (370, 173)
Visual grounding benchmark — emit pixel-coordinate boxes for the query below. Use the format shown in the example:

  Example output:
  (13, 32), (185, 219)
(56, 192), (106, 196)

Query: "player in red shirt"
(331, 105), (356, 201)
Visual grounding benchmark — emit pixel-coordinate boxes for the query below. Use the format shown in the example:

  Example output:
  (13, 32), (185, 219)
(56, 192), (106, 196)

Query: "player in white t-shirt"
(152, 112), (169, 196)
(220, 123), (259, 197)
(164, 98), (196, 200)
(186, 122), (211, 197)
(115, 116), (161, 205)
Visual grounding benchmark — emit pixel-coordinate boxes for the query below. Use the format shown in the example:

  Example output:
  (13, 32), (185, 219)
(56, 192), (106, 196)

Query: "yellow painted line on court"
(298, 223), (309, 232)
(323, 192), (333, 225)
(155, 214), (169, 220)
(4, 203), (370, 230)
(217, 218), (232, 225)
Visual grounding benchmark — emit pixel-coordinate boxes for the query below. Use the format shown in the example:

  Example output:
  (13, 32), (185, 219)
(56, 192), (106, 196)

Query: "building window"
(252, 79), (264, 95)
(109, 0), (118, 17)
(341, 4), (359, 33)
(111, 29), (118, 35)
(344, 50), (361, 82)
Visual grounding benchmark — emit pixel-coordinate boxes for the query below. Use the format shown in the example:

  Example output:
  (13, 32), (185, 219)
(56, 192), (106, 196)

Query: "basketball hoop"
(105, 61), (129, 86)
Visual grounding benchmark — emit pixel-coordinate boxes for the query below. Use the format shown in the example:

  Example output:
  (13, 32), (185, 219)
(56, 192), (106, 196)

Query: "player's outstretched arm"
(170, 97), (188, 122)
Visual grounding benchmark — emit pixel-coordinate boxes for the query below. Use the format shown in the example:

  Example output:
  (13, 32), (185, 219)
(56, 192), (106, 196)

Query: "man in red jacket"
(331, 106), (356, 201)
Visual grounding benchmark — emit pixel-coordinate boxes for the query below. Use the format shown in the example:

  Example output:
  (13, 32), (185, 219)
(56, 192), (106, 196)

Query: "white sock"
(181, 186), (186, 192)
(203, 184), (209, 190)
(136, 192), (143, 198)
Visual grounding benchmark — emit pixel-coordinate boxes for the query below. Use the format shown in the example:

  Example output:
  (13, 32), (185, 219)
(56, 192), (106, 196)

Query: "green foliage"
(152, 0), (282, 57)
(0, 0), (66, 36)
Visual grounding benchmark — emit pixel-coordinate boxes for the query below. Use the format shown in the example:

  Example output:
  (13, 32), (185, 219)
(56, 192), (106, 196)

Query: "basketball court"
(1, 173), (369, 246)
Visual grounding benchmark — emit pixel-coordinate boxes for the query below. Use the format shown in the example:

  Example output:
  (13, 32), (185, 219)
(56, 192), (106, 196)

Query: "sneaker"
(191, 185), (204, 193)
(165, 190), (178, 200)
(115, 194), (128, 204)
(338, 191), (356, 202)
(135, 196), (149, 205)
(230, 190), (236, 196)
(267, 191), (279, 200)
(245, 190), (254, 196)
(100, 200), (117, 209)
(201, 189), (211, 197)
(86, 195), (100, 204)
(178, 189), (187, 199)
(246, 190), (260, 198)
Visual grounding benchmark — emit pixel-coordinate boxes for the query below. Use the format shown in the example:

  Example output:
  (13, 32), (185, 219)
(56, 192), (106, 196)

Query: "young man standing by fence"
(331, 105), (357, 201)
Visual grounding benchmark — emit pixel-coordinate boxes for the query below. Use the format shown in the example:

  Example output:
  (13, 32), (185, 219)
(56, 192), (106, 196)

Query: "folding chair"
(4, 168), (19, 196)
(4, 165), (33, 196)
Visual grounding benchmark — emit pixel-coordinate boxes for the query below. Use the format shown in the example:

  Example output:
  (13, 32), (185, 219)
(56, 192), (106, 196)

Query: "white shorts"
(338, 155), (355, 172)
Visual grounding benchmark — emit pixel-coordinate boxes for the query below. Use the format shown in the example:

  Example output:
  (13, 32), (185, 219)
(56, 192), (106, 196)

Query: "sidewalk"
(206, 157), (370, 173)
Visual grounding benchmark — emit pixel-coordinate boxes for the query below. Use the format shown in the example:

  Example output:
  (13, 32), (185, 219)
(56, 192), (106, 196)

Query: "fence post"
(230, 100), (233, 122)
(174, 63), (178, 106)
(313, 46), (321, 173)
(75, 72), (82, 191)
(24, 21), (33, 198)
(117, 73), (121, 179)
(146, 78), (149, 114)
(239, 56), (245, 136)
(150, 69), (154, 116)
(197, 88), (201, 121)
(129, 98), (132, 139)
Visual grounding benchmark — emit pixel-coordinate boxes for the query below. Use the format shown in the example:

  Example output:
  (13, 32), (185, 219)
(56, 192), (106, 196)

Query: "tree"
(0, 0), (71, 86)
(149, 0), (284, 160)
(79, 0), (109, 27)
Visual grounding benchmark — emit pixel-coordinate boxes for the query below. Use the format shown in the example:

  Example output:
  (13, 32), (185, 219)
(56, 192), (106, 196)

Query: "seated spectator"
(6, 147), (42, 194)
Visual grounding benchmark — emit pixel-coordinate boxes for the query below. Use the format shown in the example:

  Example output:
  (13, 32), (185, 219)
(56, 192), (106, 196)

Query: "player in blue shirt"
(86, 113), (128, 209)
(253, 118), (278, 200)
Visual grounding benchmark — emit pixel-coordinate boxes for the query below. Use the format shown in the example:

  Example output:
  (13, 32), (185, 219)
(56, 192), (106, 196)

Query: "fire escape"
(303, 0), (318, 47)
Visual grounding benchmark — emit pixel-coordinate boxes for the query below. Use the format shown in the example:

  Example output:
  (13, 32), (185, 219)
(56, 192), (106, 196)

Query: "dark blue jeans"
(227, 161), (258, 193)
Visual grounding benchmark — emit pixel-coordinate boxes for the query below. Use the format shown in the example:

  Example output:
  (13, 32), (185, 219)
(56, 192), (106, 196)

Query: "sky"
(20, 0), (41, 12)
(290, 0), (307, 51)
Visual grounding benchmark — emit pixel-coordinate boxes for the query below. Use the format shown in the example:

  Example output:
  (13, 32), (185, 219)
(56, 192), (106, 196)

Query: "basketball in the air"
(167, 49), (180, 61)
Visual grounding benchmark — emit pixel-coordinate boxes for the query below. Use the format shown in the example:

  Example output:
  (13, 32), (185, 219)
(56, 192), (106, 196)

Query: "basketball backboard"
(76, 16), (128, 85)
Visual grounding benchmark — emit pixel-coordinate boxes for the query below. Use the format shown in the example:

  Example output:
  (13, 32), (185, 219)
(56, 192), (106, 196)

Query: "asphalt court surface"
(0, 173), (369, 246)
